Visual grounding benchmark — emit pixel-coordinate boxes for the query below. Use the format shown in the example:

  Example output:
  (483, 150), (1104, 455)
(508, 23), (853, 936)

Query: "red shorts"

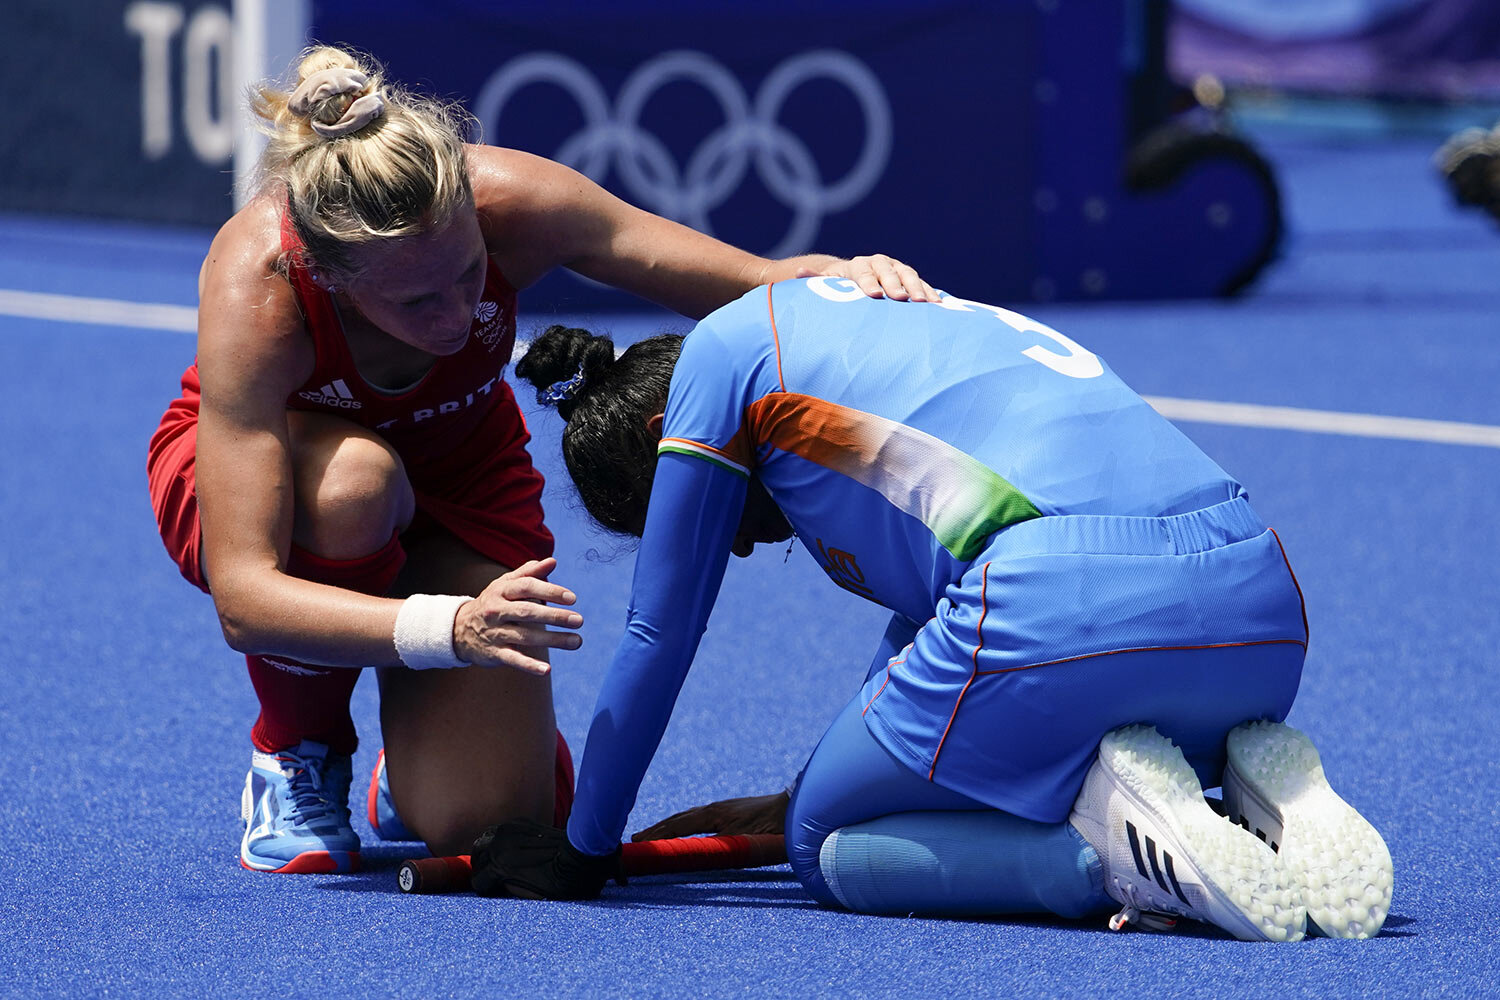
(147, 388), (553, 592)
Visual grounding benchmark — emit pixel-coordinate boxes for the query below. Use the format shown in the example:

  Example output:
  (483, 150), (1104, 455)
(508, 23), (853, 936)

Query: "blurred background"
(4, 0), (1499, 309)
(4, 5), (1500, 994)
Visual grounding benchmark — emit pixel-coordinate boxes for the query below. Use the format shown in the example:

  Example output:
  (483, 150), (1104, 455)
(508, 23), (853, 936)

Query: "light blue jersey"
(566, 281), (1305, 855)
(660, 279), (1241, 623)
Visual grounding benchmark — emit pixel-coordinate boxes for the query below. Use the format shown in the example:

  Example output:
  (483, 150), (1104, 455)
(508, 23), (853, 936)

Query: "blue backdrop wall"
(0, 0), (236, 225)
(308, 0), (1278, 306)
(1, 1), (1287, 304)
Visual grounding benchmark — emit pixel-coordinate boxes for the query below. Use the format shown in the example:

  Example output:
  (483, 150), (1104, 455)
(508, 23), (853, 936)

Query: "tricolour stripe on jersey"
(658, 438), (751, 478)
(745, 393), (1041, 560)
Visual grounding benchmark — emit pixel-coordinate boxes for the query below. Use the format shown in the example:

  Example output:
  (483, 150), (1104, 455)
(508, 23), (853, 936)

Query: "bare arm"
(473, 147), (935, 319)
(194, 206), (581, 672)
(194, 208), (408, 666)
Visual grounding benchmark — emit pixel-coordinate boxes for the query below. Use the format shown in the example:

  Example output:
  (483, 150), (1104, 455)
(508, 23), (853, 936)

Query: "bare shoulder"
(196, 195), (311, 394)
(199, 197), (287, 302)
(472, 145), (602, 235)
(464, 141), (762, 312)
(468, 143), (623, 286)
(468, 143), (587, 217)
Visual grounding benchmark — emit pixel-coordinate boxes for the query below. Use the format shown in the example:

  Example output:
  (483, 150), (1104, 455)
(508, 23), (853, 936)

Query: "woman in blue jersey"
(478, 278), (1392, 941)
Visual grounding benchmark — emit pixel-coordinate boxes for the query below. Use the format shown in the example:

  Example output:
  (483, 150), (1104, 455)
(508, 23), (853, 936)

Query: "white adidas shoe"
(1224, 721), (1393, 939)
(1069, 725), (1305, 942)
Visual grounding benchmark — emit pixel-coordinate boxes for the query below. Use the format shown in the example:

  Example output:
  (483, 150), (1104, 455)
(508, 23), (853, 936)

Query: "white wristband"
(394, 594), (472, 670)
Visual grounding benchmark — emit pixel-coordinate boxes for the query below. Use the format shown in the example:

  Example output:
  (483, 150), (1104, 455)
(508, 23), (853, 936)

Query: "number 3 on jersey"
(806, 276), (1104, 380)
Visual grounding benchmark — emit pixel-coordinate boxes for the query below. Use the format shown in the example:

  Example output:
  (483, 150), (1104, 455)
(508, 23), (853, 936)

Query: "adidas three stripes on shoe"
(1069, 725), (1306, 942)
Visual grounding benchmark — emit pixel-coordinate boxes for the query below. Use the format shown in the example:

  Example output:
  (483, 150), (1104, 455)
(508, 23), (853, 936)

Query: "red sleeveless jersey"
(148, 214), (552, 586)
(157, 219), (523, 473)
(278, 219), (522, 469)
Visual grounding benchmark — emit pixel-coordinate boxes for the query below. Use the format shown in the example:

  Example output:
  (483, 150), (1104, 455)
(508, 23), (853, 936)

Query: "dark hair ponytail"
(517, 324), (684, 536)
(513, 324), (616, 421)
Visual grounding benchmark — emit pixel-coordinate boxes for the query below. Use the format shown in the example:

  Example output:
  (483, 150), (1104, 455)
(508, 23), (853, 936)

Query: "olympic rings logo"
(474, 50), (893, 258)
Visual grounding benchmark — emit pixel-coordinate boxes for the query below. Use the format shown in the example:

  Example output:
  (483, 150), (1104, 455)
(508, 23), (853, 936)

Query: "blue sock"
(818, 810), (1110, 917)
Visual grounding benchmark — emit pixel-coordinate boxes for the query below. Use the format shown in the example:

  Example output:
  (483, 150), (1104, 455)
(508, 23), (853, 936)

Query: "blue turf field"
(3, 124), (1499, 997)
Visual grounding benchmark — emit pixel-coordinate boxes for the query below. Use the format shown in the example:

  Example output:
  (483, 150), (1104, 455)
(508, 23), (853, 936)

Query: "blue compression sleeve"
(819, 812), (1106, 917)
(567, 453), (747, 856)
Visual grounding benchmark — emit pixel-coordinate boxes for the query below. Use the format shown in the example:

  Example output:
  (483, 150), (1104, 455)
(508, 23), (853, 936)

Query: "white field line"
(0, 288), (197, 333)
(2, 288), (1494, 449)
(1142, 396), (1500, 449)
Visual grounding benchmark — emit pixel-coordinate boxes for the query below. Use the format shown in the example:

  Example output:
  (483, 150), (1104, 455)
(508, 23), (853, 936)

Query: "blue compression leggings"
(786, 696), (1108, 917)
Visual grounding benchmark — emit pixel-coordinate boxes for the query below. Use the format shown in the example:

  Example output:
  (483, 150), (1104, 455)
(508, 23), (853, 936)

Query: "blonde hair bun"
(288, 66), (385, 138)
(250, 43), (475, 285)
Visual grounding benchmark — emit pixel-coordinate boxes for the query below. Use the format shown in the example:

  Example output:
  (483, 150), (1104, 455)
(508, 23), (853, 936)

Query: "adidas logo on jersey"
(297, 379), (363, 409)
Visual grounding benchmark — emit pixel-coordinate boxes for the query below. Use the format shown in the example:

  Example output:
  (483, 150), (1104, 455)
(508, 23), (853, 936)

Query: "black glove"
(469, 818), (623, 900)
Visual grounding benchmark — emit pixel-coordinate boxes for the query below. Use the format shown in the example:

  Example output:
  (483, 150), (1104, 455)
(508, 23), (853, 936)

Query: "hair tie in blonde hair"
(313, 92), (385, 138)
(289, 67), (386, 138)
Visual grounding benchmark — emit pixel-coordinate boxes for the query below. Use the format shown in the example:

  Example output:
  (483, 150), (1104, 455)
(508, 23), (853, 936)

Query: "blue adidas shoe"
(366, 748), (416, 841)
(239, 741), (360, 873)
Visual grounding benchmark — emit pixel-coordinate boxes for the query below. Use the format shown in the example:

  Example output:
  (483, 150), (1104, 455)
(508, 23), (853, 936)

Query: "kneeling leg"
(788, 698), (1109, 918)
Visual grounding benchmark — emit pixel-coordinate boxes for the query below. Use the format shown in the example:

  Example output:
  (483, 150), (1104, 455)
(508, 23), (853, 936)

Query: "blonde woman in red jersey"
(146, 45), (934, 873)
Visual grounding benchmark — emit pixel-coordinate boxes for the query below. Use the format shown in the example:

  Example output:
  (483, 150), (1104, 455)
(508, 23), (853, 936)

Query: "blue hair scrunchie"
(540, 363), (588, 405)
